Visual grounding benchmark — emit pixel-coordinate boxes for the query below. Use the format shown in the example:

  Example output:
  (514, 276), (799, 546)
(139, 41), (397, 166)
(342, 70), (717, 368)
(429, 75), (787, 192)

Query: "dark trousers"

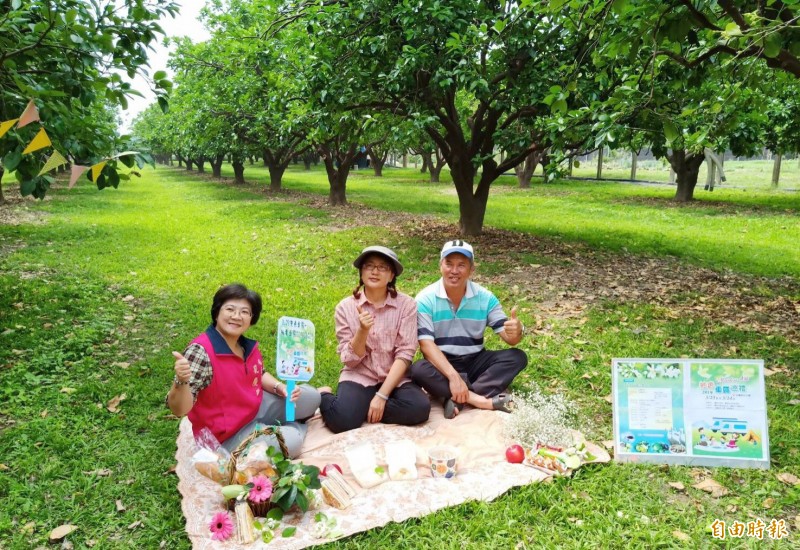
(410, 348), (528, 400)
(320, 380), (431, 434)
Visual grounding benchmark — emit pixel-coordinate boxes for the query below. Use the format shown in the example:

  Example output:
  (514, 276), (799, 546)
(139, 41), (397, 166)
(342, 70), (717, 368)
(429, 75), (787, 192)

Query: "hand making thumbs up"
(172, 350), (191, 385)
(503, 305), (523, 342)
(356, 305), (375, 331)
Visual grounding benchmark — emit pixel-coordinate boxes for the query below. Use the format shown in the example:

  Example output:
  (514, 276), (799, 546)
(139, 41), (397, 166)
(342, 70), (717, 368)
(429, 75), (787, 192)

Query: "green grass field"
(1, 166), (798, 548)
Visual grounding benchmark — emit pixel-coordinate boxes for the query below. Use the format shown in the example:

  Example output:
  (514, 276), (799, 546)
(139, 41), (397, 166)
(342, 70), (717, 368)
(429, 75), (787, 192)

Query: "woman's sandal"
(492, 393), (516, 413)
(443, 398), (465, 419)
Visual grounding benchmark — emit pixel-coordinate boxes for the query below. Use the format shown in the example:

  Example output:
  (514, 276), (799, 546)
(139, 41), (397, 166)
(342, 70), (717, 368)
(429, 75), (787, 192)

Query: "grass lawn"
(1, 167), (798, 548)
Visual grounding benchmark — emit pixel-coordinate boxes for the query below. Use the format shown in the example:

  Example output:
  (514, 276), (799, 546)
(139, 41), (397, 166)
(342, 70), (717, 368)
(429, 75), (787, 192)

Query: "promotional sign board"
(612, 359), (769, 469)
(276, 317), (315, 422)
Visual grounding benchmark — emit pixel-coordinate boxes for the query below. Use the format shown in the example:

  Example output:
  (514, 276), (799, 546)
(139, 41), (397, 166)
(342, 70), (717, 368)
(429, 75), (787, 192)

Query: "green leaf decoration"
(282, 526), (297, 538)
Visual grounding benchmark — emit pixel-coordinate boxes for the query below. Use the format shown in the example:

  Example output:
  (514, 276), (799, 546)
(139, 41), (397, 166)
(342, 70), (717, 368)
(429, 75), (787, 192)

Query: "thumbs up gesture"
(503, 306), (523, 342)
(356, 305), (375, 332)
(172, 350), (191, 385)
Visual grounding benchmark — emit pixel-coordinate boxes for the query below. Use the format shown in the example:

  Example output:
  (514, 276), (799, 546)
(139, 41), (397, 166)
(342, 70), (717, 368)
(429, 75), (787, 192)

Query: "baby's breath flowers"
(503, 388), (579, 449)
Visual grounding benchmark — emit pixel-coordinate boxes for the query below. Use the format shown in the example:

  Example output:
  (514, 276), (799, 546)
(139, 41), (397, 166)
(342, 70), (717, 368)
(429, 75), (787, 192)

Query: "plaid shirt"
(335, 291), (418, 387)
(165, 343), (213, 405)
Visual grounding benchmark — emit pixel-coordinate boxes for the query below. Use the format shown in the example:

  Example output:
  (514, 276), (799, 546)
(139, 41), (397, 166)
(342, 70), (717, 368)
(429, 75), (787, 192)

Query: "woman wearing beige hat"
(319, 246), (430, 433)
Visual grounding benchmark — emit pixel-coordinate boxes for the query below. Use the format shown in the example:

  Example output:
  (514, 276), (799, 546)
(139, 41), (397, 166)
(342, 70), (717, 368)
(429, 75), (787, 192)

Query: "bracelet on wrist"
(173, 376), (189, 386)
(273, 382), (282, 394)
(375, 391), (389, 401)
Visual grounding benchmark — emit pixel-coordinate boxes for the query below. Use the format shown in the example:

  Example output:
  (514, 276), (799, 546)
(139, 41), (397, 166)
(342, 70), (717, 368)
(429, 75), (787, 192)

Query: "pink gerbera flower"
(248, 474), (273, 503)
(209, 511), (234, 541)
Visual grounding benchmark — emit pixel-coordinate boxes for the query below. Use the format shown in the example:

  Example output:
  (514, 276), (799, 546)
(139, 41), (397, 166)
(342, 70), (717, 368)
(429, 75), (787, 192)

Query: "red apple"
(505, 444), (525, 463)
(322, 463), (342, 477)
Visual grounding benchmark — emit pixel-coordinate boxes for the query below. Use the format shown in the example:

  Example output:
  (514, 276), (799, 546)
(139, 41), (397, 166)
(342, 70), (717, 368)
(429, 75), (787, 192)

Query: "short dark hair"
(211, 283), (262, 326)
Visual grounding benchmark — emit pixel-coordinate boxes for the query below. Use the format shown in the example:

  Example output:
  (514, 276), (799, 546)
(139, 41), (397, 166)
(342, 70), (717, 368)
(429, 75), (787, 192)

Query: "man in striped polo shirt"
(410, 240), (528, 418)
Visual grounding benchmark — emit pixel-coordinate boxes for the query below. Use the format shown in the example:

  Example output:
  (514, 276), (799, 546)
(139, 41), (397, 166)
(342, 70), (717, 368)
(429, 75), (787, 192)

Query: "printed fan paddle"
(276, 317), (315, 421)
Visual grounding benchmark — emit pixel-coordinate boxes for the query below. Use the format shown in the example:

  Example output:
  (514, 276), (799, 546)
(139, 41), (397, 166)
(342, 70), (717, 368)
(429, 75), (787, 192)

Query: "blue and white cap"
(440, 239), (474, 261)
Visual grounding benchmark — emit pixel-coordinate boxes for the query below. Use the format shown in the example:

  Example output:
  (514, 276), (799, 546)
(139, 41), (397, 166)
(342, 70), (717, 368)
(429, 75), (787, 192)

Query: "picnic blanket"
(176, 402), (609, 549)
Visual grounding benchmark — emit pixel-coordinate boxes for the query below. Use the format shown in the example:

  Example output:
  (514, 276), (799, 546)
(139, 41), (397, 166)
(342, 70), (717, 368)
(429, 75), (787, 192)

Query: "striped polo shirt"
(416, 279), (507, 356)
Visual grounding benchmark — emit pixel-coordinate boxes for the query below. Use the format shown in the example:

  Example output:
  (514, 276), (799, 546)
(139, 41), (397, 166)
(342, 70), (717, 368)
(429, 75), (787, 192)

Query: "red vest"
(187, 328), (264, 443)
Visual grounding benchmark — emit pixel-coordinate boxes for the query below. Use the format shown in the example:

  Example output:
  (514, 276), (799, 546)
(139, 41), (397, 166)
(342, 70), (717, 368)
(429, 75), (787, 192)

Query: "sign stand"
(612, 358), (769, 469)
(276, 317), (315, 422)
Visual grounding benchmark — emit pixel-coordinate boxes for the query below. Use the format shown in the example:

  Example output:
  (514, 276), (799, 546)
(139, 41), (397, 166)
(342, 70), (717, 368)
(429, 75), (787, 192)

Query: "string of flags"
(1, 99), (132, 188)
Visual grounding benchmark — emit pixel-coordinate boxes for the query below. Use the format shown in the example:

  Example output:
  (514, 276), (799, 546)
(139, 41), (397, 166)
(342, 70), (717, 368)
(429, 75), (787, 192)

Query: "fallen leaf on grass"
(40, 409), (48, 418)
(763, 368), (776, 376)
(11, 349), (25, 356)
(693, 478), (729, 498)
(795, 515), (800, 531)
(788, 399), (800, 405)
(49, 524), (78, 542)
(107, 393), (127, 413)
(668, 482), (685, 491)
(0, 464), (9, 471)
(163, 465), (177, 476)
(127, 520), (142, 530)
(726, 504), (738, 513)
(116, 500), (126, 513)
(112, 362), (130, 370)
(60, 387), (77, 394)
(83, 468), (112, 477)
(672, 530), (690, 542)
(762, 497), (775, 509)
(22, 521), (35, 534)
(86, 540), (97, 547)
(603, 394), (613, 404)
(776, 472), (800, 486)
(121, 295), (135, 302)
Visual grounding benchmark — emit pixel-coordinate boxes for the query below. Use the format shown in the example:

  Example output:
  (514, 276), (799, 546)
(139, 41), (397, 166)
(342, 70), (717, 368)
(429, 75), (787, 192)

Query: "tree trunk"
(263, 151), (269, 167)
(176, 155), (184, 168)
(232, 160), (245, 184)
(668, 150), (705, 202)
(630, 152), (638, 180)
(0, 168), (5, 205)
(449, 160), (489, 236)
(185, 159), (194, 171)
(772, 154), (782, 187)
(269, 164), (288, 191)
(420, 153), (430, 173)
(320, 146), (356, 205)
(515, 151), (540, 188)
(402, 153), (408, 168)
(195, 156), (205, 173)
(372, 160), (384, 177)
(596, 147), (604, 179)
(211, 154), (224, 178)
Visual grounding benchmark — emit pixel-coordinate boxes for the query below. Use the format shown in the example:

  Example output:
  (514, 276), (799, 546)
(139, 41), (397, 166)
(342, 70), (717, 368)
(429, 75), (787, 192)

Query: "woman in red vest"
(166, 284), (320, 457)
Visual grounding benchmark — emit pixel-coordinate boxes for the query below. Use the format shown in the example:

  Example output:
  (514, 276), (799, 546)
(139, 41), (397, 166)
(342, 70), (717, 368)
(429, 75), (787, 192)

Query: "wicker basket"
(226, 427), (288, 516)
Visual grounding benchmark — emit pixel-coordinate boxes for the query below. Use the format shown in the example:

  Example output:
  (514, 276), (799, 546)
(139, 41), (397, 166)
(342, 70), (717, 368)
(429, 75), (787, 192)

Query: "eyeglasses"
(221, 305), (253, 318)
(362, 262), (391, 273)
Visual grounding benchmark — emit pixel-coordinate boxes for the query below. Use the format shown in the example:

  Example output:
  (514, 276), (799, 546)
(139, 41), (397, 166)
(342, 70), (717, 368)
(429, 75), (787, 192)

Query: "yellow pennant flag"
(90, 161), (107, 182)
(17, 99), (40, 128)
(0, 118), (20, 139)
(37, 150), (69, 176)
(22, 127), (51, 155)
(69, 165), (89, 189)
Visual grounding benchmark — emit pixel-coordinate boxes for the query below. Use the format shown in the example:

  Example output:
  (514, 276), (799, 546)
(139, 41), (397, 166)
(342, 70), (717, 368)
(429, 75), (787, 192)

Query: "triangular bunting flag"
(90, 161), (107, 182)
(22, 127), (51, 155)
(17, 99), (40, 128)
(69, 165), (89, 189)
(0, 118), (19, 139)
(37, 150), (69, 176)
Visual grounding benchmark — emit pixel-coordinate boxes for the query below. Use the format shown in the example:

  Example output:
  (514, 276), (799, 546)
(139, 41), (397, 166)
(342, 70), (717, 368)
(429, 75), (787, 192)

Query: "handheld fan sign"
(276, 316), (315, 422)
